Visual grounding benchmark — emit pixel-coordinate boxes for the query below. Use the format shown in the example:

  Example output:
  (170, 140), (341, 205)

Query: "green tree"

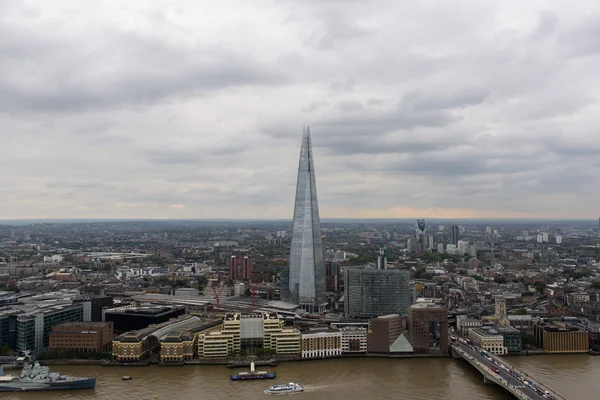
(591, 281), (600, 290)
(514, 308), (527, 315)
(534, 281), (546, 295)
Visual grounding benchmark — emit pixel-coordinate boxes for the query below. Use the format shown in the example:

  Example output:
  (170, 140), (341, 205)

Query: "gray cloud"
(1, 0), (599, 219)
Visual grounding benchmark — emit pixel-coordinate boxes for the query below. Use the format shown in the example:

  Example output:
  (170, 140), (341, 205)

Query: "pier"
(451, 342), (567, 400)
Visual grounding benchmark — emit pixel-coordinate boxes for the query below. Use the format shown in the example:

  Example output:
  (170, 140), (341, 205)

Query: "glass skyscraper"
(281, 127), (326, 312)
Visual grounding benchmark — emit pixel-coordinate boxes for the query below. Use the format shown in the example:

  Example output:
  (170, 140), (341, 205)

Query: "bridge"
(451, 341), (567, 400)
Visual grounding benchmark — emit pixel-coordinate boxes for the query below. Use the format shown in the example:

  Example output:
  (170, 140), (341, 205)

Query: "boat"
(0, 351), (96, 392)
(122, 376), (133, 380)
(264, 382), (304, 394)
(230, 362), (276, 381)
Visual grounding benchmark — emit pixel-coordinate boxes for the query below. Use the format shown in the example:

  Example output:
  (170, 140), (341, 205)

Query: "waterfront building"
(104, 305), (185, 332)
(197, 331), (235, 359)
(16, 303), (85, 354)
(408, 303), (448, 356)
(468, 327), (506, 355)
(299, 326), (342, 359)
(113, 316), (221, 362)
(534, 322), (589, 353)
(73, 295), (113, 322)
(271, 328), (301, 356)
(281, 127), (326, 313)
(262, 311), (285, 349)
(331, 321), (368, 354)
(49, 322), (114, 354)
(367, 314), (403, 355)
(221, 313), (242, 352)
(493, 325), (522, 353)
(344, 268), (411, 318)
(456, 315), (482, 336)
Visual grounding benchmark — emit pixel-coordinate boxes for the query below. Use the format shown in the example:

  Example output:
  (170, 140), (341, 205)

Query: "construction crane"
(250, 281), (259, 311)
(212, 265), (233, 310)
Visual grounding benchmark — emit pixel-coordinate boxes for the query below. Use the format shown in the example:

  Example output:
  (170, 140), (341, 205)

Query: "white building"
(542, 232), (549, 243)
(437, 243), (444, 253)
(446, 245), (457, 255)
(330, 324), (368, 354)
(555, 235), (562, 244)
(457, 240), (468, 255)
(536, 234), (544, 243)
(469, 327), (506, 355)
(456, 315), (483, 336)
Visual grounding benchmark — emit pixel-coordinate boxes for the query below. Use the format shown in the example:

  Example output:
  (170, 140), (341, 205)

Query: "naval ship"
(0, 352), (96, 392)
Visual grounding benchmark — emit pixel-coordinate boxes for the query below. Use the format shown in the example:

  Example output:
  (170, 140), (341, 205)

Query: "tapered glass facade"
(281, 127), (325, 312)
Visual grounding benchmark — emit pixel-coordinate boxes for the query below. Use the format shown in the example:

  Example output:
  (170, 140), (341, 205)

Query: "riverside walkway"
(451, 341), (567, 400)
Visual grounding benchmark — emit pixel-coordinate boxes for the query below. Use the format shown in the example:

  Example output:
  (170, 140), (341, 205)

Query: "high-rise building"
(344, 268), (411, 318)
(450, 224), (459, 246)
(229, 251), (252, 281)
(377, 248), (387, 270)
(281, 127), (326, 312)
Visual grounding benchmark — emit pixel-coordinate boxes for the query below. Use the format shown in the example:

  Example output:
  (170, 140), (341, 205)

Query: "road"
(453, 341), (555, 400)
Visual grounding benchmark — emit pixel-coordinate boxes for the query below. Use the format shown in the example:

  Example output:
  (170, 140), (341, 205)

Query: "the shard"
(281, 127), (326, 312)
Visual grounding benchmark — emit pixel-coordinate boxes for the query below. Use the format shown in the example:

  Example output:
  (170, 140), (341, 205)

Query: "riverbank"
(23, 349), (594, 367)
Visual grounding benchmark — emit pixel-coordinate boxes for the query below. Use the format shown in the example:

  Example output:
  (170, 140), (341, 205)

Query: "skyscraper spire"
(281, 127), (325, 313)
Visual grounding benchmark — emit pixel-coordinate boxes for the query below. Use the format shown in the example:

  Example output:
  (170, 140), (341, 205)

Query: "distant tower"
(281, 127), (325, 313)
(377, 248), (387, 270)
(485, 230), (498, 260)
(416, 219), (425, 235)
(229, 251), (251, 281)
(416, 219), (426, 254)
(450, 224), (459, 246)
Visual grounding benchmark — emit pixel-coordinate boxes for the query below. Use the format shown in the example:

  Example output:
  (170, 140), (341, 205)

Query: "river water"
(4, 355), (597, 400)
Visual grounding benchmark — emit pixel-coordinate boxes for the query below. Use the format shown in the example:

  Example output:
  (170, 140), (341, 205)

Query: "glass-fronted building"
(344, 268), (412, 318)
(282, 127), (326, 312)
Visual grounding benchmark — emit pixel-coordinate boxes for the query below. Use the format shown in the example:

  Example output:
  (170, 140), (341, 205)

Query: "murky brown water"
(3, 355), (597, 400)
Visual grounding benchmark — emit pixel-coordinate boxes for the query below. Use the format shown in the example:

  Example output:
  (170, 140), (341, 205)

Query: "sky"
(1, 0), (600, 220)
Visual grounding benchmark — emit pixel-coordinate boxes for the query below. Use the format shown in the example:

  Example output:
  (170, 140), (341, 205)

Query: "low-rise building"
(300, 326), (342, 359)
(456, 315), (482, 336)
(534, 322), (589, 353)
(49, 322), (113, 354)
(336, 324), (367, 354)
(493, 325), (522, 354)
(469, 327), (506, 355)
(271, 328), (301, 356)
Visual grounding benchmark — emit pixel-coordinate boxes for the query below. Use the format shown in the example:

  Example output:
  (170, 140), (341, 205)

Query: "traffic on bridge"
(451, 337), (566, 400)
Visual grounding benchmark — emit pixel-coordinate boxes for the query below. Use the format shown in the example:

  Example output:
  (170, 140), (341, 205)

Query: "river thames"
(3, 355), (598, 400)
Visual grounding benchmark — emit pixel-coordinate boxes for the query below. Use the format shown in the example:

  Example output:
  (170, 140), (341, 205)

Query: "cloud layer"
(1, 0), (599, 219)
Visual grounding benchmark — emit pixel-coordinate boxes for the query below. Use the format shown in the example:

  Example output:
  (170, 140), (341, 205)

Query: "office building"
(113, 316), (221, 362)
(270, 328), (301, 356)
(49, 322), (114, 354)
(74, 295), (113, 322)
(408, 303), (448, 356)
(534, 322), (589, 353)
(450, 224), (459, 246)
(457, 240), (467, 255)
(366, 314), (403, 355)
(104, 305), (185, 332)
(299, 326), (342, 359)
(344, 268), (411, 318)
(17, 303), (85, 354)
(469, 327), (506, 355)
(456, 315), (482, 336)
(494, 325), (522, 353)
(377, 248), (387, 270)
(555, 235), (562, 244)
(281, 127), (326, 312)
(331, 321), (368, 354)
(437, 243), (444, 253)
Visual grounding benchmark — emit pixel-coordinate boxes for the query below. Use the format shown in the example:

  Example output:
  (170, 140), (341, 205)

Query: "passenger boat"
(264, 382), (304, 394)
(230, 362), (275, 380)
(121, 376), (133, 381)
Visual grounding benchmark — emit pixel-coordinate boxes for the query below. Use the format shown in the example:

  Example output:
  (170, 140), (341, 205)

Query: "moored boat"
(264, 382), (304, 394)
(0, 352), (96, 392)
(230, 362), (275, 380)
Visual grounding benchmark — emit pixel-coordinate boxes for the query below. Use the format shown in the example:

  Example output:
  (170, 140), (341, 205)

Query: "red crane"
(212, 265), (234, 310)
(249, 281), (259, 311)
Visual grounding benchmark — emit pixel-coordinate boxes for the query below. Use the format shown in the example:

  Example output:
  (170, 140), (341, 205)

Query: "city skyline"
(2, 1), (600, 220)
(281, 128), (326, 312)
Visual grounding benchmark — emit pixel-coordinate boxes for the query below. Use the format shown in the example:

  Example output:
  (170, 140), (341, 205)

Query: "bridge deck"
(451, 342), (566, 400)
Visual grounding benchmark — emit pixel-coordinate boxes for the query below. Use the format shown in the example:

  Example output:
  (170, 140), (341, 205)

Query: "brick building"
(49, 322), (114, 354)
(408, 303), (448, 356)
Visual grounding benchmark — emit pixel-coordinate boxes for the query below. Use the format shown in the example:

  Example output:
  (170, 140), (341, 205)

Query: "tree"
(514, 308), (527, 315)
(591, 281), (600, 290)
(534, 281), (546, 295)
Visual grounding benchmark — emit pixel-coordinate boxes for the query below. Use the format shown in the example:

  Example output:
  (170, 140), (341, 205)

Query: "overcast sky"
(1, 0), (599, 220)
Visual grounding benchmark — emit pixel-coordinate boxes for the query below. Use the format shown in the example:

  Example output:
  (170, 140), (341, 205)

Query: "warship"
(0, 352), (96, 392)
